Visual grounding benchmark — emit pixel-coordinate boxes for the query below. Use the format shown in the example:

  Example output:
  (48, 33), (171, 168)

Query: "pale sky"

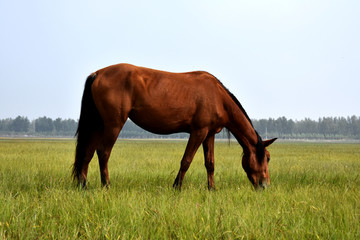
(1, 0), (359, 121)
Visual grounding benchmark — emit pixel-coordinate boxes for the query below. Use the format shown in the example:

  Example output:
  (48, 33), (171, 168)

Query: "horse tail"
(72, 73), (103, 182)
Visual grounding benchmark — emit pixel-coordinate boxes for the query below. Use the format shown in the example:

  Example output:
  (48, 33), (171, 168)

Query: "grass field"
(0, 139), (359, 239)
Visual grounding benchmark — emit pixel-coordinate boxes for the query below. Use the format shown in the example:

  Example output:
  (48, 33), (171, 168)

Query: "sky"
(1, 0), (359, 121)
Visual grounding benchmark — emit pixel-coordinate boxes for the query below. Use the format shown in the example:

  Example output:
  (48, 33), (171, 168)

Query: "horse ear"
(263, 138), (277, 147)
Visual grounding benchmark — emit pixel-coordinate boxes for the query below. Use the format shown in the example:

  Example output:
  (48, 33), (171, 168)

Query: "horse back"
(92, 64), (229, 134)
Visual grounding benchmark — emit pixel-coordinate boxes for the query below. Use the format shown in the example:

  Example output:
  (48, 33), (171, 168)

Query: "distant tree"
(35, 116), (54, 133)
(10, 116), (30, 132)
(0, 118), (12, 132)
(319, 117), (336, 137)
(62, 119), (77, 134)
(349, 115), (360, 137)
(266, 118), (276, 135)
(257, 119), (268, 135)
(275, 117), (291, 135)
(295, 118), (317, 135)
(53, 118), (64, 132)
(50, 118), (77, 135)
(337, 117), (348, 136)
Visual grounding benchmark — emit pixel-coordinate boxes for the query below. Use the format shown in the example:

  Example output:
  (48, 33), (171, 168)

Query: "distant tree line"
(0, 116), (77, 136)
(1, 115), (360, 139)
(252, 116), (360, 140)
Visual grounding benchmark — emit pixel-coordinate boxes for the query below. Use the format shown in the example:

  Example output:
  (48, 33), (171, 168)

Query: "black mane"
(255, 131), (265, 163)
(215, 78), (254, 127)
(215, 77), (265, 163)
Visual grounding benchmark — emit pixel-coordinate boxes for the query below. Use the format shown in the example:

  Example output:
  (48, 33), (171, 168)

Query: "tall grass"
(0, 139), (359, 239)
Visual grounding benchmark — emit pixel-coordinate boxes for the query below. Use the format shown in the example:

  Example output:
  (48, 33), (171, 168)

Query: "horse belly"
(128, 106), (193, 134)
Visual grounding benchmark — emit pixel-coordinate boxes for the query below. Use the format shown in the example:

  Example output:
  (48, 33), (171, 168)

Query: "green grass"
(0, 139), (359, 239)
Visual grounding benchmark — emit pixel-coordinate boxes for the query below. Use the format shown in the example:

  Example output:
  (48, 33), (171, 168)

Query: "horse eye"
(267, 157), (270, 162)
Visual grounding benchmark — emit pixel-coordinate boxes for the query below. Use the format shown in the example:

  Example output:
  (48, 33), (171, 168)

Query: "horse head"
(242, 137), (277, 190)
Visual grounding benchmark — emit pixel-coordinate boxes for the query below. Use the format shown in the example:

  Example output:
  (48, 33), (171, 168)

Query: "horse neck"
(225, 100), (258, 153)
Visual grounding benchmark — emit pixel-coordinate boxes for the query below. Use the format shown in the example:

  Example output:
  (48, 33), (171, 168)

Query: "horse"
(72, 63), (276, 190)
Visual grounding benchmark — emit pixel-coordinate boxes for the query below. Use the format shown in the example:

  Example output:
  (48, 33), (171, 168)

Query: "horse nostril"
(259, 180), (269, 190)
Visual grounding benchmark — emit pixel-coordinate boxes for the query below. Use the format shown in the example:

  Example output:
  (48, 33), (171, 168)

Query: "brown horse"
(72, 63), (276, 190)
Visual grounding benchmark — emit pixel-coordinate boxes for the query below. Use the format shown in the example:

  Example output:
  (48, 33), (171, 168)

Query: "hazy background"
(1, 0), (359, 121)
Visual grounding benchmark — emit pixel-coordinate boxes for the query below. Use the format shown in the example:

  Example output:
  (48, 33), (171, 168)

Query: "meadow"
(0, 139), (359, 239)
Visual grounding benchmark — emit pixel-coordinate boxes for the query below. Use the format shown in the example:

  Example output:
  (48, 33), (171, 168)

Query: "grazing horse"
(72, 63), (276, 190)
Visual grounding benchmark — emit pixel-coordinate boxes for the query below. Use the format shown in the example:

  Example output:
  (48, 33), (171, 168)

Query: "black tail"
(72, 73), (103, 182)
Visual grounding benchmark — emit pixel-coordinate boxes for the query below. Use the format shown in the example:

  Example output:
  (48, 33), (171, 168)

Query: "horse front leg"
(203, 134), (216, 190)
(173, 129), (208, 190)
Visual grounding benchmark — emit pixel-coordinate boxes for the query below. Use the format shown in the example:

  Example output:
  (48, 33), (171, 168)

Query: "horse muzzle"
(254, 179), (270, 190)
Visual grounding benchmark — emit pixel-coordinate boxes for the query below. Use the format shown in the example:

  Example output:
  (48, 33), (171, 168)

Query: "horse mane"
(215, 78), (254, 128)
(255, 132), (265, 163)
(215, 76), (265, 163)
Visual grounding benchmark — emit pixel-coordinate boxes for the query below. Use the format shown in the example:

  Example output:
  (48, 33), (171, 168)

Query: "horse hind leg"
(73, 133), (100, 188)
(96, 124), (123, 188)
